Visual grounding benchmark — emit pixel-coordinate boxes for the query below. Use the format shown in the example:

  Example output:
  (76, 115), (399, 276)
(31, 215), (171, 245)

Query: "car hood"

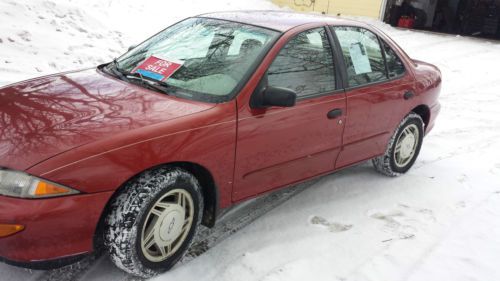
(0, 68), (215, 171)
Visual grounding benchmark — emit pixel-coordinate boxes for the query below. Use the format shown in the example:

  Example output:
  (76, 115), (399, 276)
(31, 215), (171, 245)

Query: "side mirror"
(262, 86), (297, 107)
(128, 45), (136, 51)
(250, 86), (297, 108)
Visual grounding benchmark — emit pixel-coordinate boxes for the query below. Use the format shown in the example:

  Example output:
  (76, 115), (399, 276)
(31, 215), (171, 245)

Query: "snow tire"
(104, 166), (203, 278)
(372, 112), (424, 177)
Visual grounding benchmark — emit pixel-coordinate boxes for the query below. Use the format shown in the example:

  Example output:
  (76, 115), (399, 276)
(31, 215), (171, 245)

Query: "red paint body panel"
(0, 69), (215, 171)
(27, 100), (237, 209)
(233, 23), (347, 200)
(412, 59), (443, 135)
(234, 94), (346, 200)
(0, 12), (441, 266)
(0, 192), (113, 262)
(336, 74), (416, 168)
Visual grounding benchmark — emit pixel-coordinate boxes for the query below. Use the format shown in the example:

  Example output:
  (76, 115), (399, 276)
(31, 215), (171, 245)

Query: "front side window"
(227, 30), (269, 56)
(382, 41), (405, 78)
(267, 27), (336, 98)
(333, 26), (387, 87)
(115, 18), (279, 102)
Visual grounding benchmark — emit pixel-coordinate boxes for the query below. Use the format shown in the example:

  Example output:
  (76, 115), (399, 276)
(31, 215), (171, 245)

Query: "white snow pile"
(1, 1), (500, 281)
(0, 0), (280, 86)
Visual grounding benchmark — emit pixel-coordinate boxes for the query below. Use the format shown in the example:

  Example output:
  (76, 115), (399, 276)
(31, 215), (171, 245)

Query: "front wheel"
(373, 113), (424, 177)
(104, 167), (203, 278)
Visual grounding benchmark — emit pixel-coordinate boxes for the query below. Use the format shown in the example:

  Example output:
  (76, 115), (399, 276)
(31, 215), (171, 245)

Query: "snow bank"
(0, 0), (280, 86)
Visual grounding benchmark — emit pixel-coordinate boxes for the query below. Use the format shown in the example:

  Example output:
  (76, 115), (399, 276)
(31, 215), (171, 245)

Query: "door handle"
(404, 91), (415, 100)
(327, 108), (343, 119)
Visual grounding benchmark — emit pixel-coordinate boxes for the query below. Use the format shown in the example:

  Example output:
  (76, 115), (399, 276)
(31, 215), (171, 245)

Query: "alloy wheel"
(140, 189), (194, 262)
(393, 124), (420, 168)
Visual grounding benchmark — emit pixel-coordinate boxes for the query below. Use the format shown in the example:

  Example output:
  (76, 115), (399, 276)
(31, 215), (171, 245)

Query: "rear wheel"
(373, 113), (424, 177)
(104, 167), (203, 278)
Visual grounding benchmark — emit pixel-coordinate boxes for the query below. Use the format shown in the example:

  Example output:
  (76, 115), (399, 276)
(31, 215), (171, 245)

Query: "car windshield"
(114, 17), (280, 103)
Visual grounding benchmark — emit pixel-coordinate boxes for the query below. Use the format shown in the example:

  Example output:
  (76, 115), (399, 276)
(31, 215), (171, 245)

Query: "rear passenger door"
(331, 26), (413, 168)
(233, 27), (346, 201)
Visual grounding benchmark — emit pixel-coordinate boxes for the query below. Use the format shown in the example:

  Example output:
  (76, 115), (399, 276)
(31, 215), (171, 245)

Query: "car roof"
(198, 10), (368, 32)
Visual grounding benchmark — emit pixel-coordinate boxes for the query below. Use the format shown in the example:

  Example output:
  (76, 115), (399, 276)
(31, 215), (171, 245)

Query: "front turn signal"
(33, 181), (72, 197)
(0, 224), (24, 237)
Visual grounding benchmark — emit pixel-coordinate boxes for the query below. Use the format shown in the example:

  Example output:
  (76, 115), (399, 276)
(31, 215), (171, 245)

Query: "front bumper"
(0, 191), (113, 265)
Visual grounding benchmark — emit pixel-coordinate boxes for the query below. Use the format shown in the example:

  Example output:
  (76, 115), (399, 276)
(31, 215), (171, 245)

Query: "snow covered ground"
(1, 1), (500, 281)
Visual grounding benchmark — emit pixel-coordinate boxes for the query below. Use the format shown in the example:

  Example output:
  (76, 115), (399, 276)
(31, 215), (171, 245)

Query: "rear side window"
(382, 41), (405, 78)
(333, 26), (387, 87)
(267, 27), (336, 98)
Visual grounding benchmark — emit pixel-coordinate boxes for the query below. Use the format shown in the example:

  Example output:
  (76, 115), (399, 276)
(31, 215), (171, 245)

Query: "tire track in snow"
(182, 179), (317, 263)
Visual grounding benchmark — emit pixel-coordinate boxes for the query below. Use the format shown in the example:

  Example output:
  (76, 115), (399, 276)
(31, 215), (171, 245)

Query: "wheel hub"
(158, 206), (185, 243)
(393, 123), (420, 168)
(400, 134), (416, 159)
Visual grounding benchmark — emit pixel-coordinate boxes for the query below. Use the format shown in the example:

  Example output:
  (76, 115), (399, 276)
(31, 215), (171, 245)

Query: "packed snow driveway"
(1, 1), (500, 281)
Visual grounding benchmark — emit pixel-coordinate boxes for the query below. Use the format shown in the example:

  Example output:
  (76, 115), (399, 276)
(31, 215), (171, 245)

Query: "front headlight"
(0, 169), (80, 199)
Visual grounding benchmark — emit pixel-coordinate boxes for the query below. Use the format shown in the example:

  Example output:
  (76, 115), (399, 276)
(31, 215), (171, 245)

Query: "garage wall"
(272, 0), (385, 19)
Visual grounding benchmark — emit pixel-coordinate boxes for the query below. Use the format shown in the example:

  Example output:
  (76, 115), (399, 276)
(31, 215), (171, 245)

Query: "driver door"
(232, 27), (347, 201)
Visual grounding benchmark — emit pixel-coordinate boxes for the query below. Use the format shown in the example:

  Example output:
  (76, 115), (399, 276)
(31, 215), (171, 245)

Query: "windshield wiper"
(105, 60), (170, 95)
(125, 72), (170, 95)
(128, 72), (170, 87)
(107, 59), (130, 82)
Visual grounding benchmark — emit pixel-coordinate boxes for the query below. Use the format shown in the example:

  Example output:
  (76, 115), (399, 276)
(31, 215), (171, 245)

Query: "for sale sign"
(132, 56), (183, 81)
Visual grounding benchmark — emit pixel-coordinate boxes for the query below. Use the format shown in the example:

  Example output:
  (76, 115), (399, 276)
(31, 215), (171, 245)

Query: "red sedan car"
(0, 11), (441, 277)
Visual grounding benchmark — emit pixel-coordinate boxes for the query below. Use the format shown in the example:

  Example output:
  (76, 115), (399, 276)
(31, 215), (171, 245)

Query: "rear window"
(382, 40), (406, 78)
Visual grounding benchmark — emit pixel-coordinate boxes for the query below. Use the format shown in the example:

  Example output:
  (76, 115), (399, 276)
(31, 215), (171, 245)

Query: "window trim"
(325, 25), (345, 90)
(377, 35), (391, 80)
(328, 26), (349, 92)
(330, 25), (407, 91)
(257, 26), (343, 102)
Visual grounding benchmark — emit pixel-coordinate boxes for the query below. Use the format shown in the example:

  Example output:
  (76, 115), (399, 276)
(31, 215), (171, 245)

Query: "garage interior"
(383, 0), (500, 39)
